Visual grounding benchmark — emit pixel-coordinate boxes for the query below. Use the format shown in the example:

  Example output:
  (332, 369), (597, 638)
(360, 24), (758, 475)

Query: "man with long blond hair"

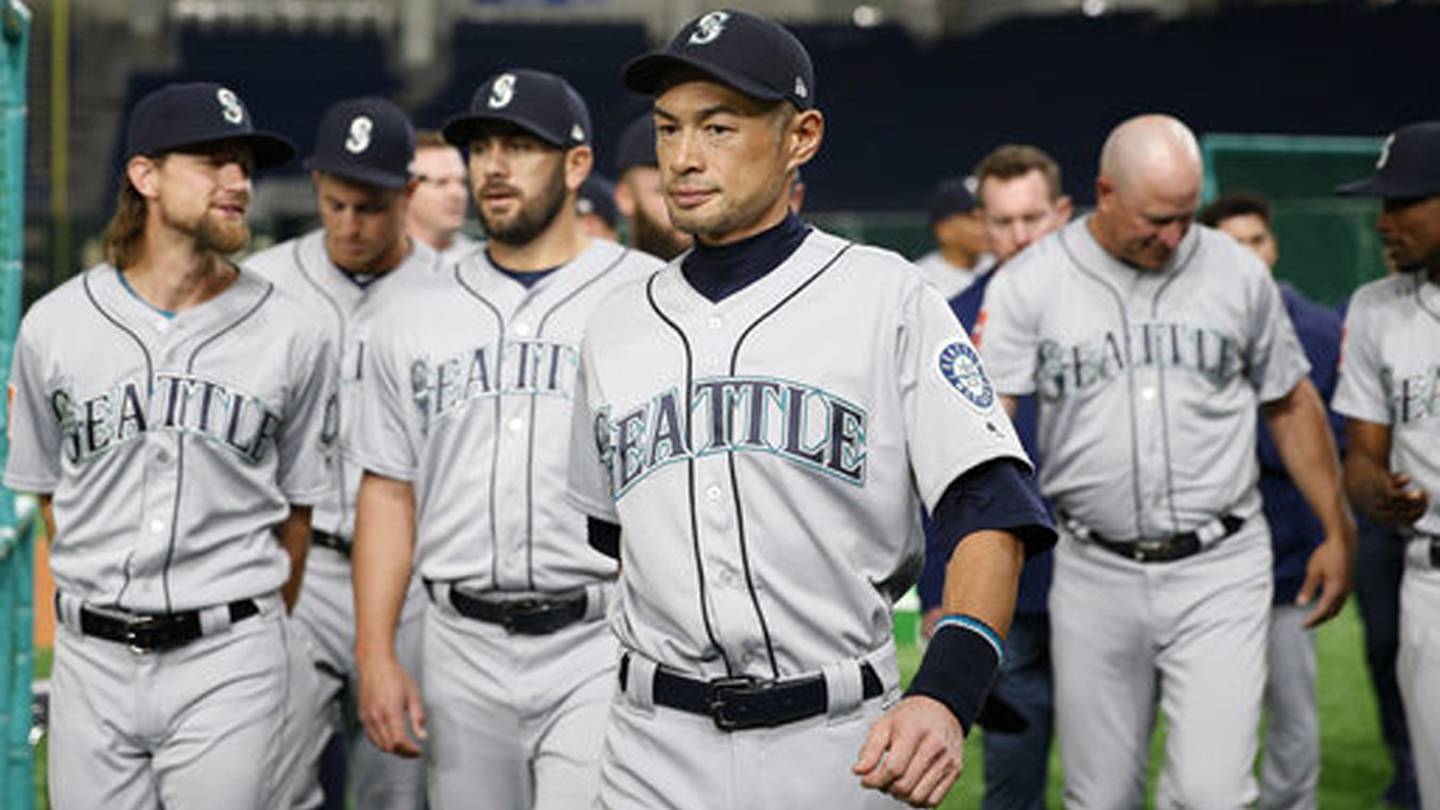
(4, 82), (338, 809)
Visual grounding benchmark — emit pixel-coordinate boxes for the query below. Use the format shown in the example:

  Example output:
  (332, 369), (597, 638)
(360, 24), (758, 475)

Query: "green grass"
(30, 604), (1393, 809)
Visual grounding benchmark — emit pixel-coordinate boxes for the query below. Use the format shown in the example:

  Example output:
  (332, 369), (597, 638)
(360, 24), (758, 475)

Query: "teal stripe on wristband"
(934, 614), (1004, 663)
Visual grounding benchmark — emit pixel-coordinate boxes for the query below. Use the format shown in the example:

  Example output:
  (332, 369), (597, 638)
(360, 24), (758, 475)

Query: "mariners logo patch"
(938, 341), (995, 411)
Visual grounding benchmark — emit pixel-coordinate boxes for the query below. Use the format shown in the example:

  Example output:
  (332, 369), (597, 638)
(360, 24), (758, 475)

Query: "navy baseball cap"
(622, 9), (815, 110)
(614, 115), (658, 175)
(1336, 121), (1440, 199)
(928, 177), (978, 224)
(577, 175), (620, 229)
(125, 82), (295, 168)
(305, 97), (415, 189)
(443, 69), (591, 150)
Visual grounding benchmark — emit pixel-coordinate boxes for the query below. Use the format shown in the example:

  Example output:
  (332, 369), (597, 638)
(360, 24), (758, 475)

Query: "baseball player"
(407, 129), (479, 267)
(1332, 120), (1440, 809)
(914, 177), (992, 300)
(349, 69), (662, 810)
(3, 82), (337, 809)
(567, 10), (1054, 809)
(978, 114), (1355, 808)
(1200, 191), (1344, 810)
(612, 113), (693, 260)
(245, 97), (433, 810)
(918, 143), (1071, 810)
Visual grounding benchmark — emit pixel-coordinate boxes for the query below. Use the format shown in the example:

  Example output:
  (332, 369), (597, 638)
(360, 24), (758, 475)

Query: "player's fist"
(853, 695), (965, 808)
(357, 653), (427, 758)
(1363, 472), (1430, 527)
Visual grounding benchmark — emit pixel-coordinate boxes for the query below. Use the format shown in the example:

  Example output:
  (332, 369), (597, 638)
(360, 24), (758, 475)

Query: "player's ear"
(786, 108), (824, 174)
(564, 145), (594, 194)
(1057, 195), (1074, 223)
(127, 155), (161, 199)
(613, 179), (636, 218)
(403, 176), (420, 200)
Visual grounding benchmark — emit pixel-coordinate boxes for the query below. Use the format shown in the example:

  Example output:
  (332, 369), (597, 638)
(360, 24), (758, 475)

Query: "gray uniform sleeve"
(902, 282), (1031, 514)
(3, 321), (61, 493)
(1332, 294), (1390, 424)
(973, 263), (1040, 397)
(278, 328), (340, 504)
(566, 347), (620, 522)
(345, 328), (418, 481)
(1247, 273), (1311, 403)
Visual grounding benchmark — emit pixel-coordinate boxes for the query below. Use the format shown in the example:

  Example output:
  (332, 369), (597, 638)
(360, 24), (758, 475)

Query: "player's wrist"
(904, 614), (1003, 735)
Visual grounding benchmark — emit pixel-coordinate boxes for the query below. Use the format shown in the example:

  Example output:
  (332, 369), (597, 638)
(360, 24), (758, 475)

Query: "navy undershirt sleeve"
(587, 517), (621, 560)
(930, 457), (1056, 568)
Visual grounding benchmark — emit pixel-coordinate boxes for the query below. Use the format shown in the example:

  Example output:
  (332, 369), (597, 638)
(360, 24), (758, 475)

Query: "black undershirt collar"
(681, 212), (811, 303)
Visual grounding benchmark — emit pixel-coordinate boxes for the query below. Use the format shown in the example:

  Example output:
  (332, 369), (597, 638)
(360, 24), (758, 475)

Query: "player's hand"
(853, 695), (965, 808)
(357, 652), (427, 758)
(1297, 533), (1352, 628)
(1361, 472), (1430, 527)
(921, 607), (943, 640)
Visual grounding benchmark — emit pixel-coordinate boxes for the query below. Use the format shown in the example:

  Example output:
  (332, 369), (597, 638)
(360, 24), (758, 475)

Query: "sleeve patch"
(937, 340), (996, 412)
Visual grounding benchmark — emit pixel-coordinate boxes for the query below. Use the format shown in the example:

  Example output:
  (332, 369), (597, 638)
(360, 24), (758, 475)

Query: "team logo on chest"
(1383, 364), (1440, 426)
(50, 373), (284, 465)
(594, 374), (869, 499)
(938, 341), (995, 412)
(410, 339), (580, 431)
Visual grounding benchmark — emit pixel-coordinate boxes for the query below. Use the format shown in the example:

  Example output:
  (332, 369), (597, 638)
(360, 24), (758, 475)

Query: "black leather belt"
(447, 588), (588, 635)
(76, 599), (259, 653)
(312, 530), (352, 557)
(619, 654), (884, 732)
(1084, 514), (1246, 563)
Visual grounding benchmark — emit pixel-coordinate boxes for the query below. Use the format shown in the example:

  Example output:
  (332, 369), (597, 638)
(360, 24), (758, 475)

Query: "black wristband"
(904, 621), (1002, 734)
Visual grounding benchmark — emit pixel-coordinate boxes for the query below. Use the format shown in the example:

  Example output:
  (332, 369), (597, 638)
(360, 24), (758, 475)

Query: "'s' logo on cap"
(216, 88), (245, 126)
(345, 115), (373, 154)
(794, 77), (808, 99)
(689, 11), (730, 45)
(1377, 133), (1396, 169)
(489, 74), (517, 109)
(571, 123), (586, 143)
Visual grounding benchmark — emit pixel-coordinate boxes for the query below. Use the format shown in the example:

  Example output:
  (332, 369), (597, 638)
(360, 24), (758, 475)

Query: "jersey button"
(508, 417), (525, 433)
(154, 449), (171, 464)
(515, 322), (532, 337)
(707, 316), (723, 330)
(149, 518), (165, 534)
(705, 485), (722, 502)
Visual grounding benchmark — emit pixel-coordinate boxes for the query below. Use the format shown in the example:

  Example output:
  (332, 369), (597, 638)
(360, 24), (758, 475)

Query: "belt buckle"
(123, 614), (161, 655)
(1131, 538), (1168, 562)
(708, 676), (764, 732)
(500, 598), (549, 634)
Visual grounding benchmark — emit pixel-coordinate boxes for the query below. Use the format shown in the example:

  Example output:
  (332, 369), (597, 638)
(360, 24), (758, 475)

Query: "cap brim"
(1335, 173), (1440, 198)
(621, 52), (788, 103)
(303, 156), (409, 189)
(442, 112), (566, 149)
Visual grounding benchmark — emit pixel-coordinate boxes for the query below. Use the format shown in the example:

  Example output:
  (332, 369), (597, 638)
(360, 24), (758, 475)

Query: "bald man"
(978, 115), (1354, 807)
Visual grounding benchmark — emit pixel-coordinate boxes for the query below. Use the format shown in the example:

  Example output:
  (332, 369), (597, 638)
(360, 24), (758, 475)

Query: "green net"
(0, 3), (31, 809)
(1201, 133), (1387, 307)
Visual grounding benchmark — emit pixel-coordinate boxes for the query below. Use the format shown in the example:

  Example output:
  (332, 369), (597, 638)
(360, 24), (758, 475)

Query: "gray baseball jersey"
(978, 216), (1310, 537)
(1331, 271), (1440, 535)
(245, 230), (435, 810)
(1333, 271), (1440, 809)
(347, 238), (661, 587)
(567, 227), (1030, 679)
(246, 230), (440, 538)
(977, 215), (1308, 807)
(4, 264), (338, 611)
